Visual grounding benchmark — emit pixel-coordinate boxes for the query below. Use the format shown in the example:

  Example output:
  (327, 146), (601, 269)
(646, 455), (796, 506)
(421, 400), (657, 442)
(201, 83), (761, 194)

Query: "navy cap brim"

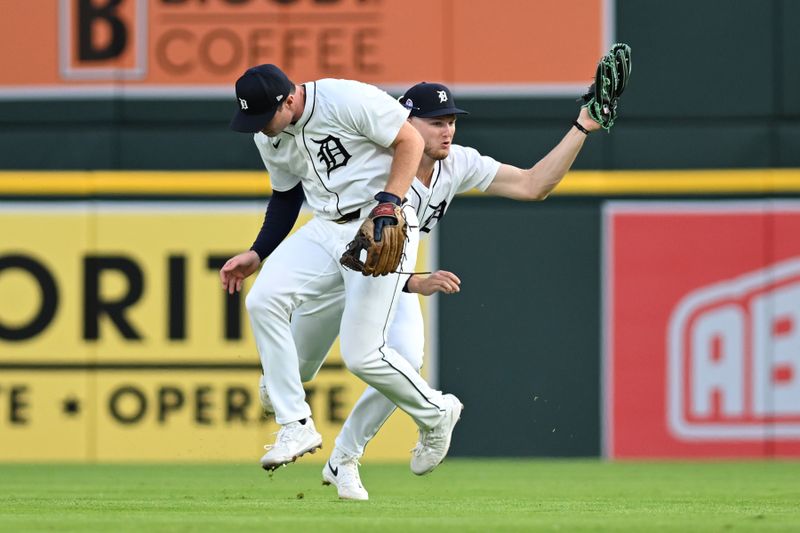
(229, 108), (277, 133)
(414, 106), (469, 118)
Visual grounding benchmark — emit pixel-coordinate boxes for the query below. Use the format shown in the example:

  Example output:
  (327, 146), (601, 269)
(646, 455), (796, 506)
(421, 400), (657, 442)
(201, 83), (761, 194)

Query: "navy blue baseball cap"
(399, 82), (468, 118)
(230, 64), (294, 133)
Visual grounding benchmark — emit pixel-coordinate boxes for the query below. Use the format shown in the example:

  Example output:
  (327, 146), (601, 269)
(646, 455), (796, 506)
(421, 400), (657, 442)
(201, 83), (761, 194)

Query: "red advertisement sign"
(604, 201), (800, 458)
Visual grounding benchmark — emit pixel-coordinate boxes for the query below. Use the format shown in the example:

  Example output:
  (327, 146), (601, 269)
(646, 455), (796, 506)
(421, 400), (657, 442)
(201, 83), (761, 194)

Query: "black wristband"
(572, 120), (590, 135)
(374, 191), (402, 206)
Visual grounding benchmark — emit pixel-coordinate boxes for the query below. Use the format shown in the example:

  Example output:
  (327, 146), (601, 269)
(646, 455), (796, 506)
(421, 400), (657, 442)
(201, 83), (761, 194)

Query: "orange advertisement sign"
(0, 0), (612, 98)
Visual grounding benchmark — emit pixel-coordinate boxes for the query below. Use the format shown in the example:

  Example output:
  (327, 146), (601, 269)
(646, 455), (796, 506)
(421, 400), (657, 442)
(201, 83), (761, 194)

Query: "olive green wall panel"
(437, 198), (602, 457)
(613, 124), (773, 169)
(780, 0), (800, 116)
(617, 0), (775, 118)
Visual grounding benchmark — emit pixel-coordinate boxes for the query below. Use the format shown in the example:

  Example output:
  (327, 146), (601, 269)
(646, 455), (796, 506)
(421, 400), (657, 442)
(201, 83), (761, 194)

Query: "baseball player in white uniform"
(219, 65), (463, 481)
(257, 82), (601, 500)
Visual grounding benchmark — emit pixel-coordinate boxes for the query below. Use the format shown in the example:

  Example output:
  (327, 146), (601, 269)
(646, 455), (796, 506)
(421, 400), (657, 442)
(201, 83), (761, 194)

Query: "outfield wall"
(0, 199), (432, 462)
(3, 170), (800, 461)
(431, 170), (800, 459)
(438, 192), (800, 459)
(2, 0), (800, 462)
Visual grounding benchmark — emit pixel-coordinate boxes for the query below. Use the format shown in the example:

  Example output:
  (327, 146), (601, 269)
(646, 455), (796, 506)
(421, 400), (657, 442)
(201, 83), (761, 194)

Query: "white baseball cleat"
(321, 449), (369, 501)
(410, 394), (463, 476)
(260, 418), (322, 471)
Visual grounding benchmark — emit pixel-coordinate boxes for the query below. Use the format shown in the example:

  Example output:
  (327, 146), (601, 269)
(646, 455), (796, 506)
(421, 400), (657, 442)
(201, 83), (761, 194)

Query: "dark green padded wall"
(437, 198), (602, 456)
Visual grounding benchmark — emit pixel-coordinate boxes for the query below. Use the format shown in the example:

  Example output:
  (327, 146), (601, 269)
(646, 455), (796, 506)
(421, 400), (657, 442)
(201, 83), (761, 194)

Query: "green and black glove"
(580, 43), (632, 131)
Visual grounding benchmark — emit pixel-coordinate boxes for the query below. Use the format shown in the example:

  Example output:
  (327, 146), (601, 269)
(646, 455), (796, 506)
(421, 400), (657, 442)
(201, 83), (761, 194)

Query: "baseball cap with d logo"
(399, 82), (469, 118)
(230, 64), (294, 133)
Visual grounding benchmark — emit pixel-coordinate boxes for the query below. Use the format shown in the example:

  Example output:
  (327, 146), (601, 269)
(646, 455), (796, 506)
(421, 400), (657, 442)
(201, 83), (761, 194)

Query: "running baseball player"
(255, 82), (603, 499)
(314, 46), (632, 500)
(219, 64), (463, 480)
(259, 42), (632, 499)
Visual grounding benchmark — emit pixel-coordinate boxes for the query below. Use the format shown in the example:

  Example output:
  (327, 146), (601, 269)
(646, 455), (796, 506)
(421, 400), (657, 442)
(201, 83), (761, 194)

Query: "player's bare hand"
(577, 106), (602, 133)
(407, 270), (461, 296)
(219, 250), (261, 294)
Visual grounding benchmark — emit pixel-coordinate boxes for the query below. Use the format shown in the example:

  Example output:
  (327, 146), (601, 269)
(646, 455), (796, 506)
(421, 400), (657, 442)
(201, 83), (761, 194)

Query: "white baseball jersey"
(408, 144), (501, 233)
(253, 79), (410, 219)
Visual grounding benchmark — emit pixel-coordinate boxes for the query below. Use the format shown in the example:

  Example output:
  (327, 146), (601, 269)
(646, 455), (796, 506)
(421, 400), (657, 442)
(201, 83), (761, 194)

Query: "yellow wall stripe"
(0, 171), (271, 196)
(1, 169), (799, 196)
(551, 170), (800, 195)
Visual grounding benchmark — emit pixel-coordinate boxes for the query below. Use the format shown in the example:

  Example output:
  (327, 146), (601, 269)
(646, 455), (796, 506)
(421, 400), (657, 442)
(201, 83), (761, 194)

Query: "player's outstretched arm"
(485, 43), (631, 201)
(406, 270), (461, 296)
(484, 106), (598, 201)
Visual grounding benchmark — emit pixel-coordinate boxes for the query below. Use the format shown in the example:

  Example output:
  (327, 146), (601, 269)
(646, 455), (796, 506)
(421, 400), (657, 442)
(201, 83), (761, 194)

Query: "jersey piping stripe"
(376, 244), (445, 414)
(408, 183), (424, 217)
(414, 172), (431, 228)
(419, 162), (443, 233)
(299, 82), (344, 217)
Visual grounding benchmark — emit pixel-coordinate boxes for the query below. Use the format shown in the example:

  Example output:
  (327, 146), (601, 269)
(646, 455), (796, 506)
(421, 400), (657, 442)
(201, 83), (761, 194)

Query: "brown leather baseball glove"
(340, 201), (407, 277)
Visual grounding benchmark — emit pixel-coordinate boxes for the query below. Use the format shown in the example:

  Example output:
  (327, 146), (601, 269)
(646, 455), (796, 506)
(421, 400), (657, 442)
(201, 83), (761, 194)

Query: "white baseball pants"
(245, 208), (445, 430)
(263, 286), (424, 458)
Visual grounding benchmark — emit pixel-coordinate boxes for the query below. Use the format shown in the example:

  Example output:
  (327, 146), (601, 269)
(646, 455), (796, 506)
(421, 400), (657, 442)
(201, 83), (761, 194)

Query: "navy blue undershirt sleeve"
(250, 183), (305, 261)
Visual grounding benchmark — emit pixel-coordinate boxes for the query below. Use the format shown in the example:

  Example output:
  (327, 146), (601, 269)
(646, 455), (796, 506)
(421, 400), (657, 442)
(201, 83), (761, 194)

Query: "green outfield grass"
(1, 460), (798, 532)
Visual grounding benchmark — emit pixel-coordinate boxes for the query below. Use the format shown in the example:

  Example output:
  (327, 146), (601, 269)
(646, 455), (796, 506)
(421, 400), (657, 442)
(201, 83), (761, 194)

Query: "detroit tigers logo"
(239, 98), (248, 110)
(437, 90), (448, 103)
(311, 135), (352, 177)
(421, 199), (448, 233)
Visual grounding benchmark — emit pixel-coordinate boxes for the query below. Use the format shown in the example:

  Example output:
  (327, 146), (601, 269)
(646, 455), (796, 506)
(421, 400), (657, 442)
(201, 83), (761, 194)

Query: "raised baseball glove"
(340, 197), (408, 277)
(580, 43), (632, 131)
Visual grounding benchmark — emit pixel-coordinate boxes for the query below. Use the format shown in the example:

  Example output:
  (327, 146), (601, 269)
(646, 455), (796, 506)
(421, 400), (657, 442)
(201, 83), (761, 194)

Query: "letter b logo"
(61, 0), (146, 80)
(78, 0), (127, 61)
